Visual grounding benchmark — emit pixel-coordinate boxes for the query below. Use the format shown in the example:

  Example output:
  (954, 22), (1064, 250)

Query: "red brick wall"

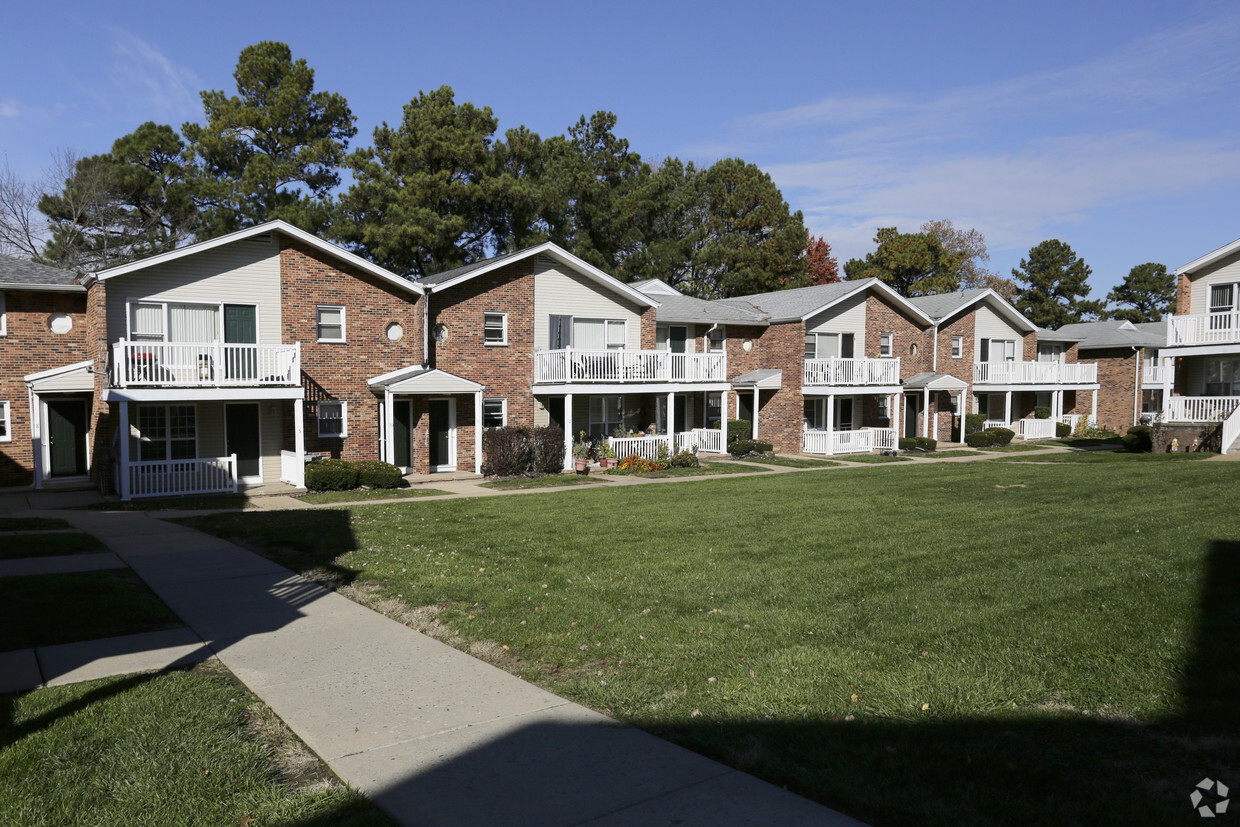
(754, 322), (804, 453)
(0, 288), (90, 487)
(280, 239), (424, 464)
(1077, 347), (1141, 431)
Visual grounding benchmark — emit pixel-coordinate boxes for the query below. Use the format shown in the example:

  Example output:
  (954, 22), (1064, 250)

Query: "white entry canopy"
(24, 360), (95, 393)
(368, 366), (483, 394)
(902, 371), (969, 391)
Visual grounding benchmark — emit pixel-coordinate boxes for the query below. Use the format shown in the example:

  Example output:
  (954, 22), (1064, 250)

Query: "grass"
(0, 532), (105, 561)
(300, 488), (449, 504)
(729, 455), (841, 468)
(1049, 436), (1124, 448)
(0, 664), (388, 826)
(0, 517), (72, 532)
(0, 570), (182, 651)
(833, 453), (912, 463)
(998, 450), (1216, 464)
(79, 495), (257, 511)
(906, 450), (980, 459)
(178, 462), (1240, 825)
(977, 443), (1055, 452)
(480, 475), (606, 490)
(605, 461), (763, 478)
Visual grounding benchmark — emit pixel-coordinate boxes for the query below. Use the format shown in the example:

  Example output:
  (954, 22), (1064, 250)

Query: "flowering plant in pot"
(597, 439), (617, 469)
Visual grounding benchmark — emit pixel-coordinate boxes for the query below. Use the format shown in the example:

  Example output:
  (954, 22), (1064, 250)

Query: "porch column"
(118, 401), (131, 501)
(752, 387), (759, 439)
(29, 389), (42, 490)
(563, 393), (574, 470)
(960, 388), (969, 442)
(293, 398), (305, 487)
(474, 390), (483, 475)
(826, 393), (835, 455)
(1092, 389), (1099, 424)
(892, 392), (901, 446)
(1161, 359), (1173, 420)
(667, 391), (676, 452)
(932, 393), (940, 442)
(922, 387), (930, 438)
(719, 390), (728, 453)
(384, 389), (395, 465)
(1004, 391), (1013, 426)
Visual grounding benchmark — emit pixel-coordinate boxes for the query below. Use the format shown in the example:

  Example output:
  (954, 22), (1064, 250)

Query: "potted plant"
(598, 439), (616, 469)
(572, 431), (590, 472)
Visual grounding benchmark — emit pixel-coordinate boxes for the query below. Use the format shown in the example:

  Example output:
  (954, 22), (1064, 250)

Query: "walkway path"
(47, 509), (857, 827)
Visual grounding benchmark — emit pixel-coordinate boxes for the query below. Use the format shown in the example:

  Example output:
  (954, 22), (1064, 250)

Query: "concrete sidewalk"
(57, 509), (857, 826)
(0, 628), (209, 694)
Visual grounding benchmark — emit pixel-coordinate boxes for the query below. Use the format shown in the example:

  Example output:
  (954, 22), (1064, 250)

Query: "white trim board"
(103, 387), (304, 403)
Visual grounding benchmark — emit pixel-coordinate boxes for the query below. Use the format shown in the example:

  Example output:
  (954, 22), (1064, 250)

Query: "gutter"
(0, 281), (86, 293)
(422, 286), (432, 369)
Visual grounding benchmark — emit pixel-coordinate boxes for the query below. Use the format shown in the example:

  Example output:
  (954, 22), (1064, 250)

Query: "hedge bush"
(483, 426), (564, 477)
(1056, 422), (1071, 438)
(304, 458), (359, 491)
(965, 413), (986, 435)
(986, 427), (1016, 446)
(532, 426), (565, 475)
(1123, 424), (1153, 453)
(898, 438), (917, 451)
(916, 437), (937, 452)
(965, 431), (996, 448)
(728, 439), (773, 457)
(1034, 406), (1052, 420)
(898, 437), (937, 452)
(727, 419), (751, 445)
(669, 449), (700, 468)
(355, 460), (403, 489)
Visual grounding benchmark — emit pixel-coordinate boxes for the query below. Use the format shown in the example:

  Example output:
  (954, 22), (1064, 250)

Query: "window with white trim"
(877, 395), (890, 420)
(317, 305), (345, 342)
(0, 400), (10, 442)
(483, 312), (508, 345)
(130, 301), (166, 341)
(1037, 343), (1064, 362)
(482, 397), (507, 428)
(980, 338), (1017, 362)
(804, 332), (855, 360)
(134, 405), (196, 461)
(879, 333), (893, 357)
(588, 396), (625, 437)
(708, 327), (726, 353)
(0, 292), (6, 336)
(318, 401), (347, 437)
(573, 318), (626, 350)
(951, 336), (963, 359)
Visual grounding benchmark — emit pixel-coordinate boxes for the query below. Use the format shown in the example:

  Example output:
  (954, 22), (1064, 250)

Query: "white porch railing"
(1221, 405), (1240, 456)
(1165, 396), (1240, 423)
(280, 450), (305, 488)
(112, 341), (300, 388)
(610, 435), (672, 460)
(128, 455), (237, 499)
(983, 419), (1009, 430)
(1059, 414), (1096, 431)
(533, 348), (727, 384)
(973, 361), (1097, 384)
(1143, 364), (1174, 386)
(675, 428), (724, 454)
(1168, 311), (1240, 346)
(803, 427), (897, 455)
(1015, 419), (1057, 440)
(803, 357), (900, 386)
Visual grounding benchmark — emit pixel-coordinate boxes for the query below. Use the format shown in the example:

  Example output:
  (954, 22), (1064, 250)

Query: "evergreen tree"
(1012, 239), (1105, 327)
(843, 227), (964, 296)
(182, 41), (355, 236)
(1106, 262), (1174, 323)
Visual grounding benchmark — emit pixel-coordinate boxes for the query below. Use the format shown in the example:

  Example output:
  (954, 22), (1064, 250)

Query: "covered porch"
(801, 385), (901, 456)
(370, 367), (484, 476)
(902, 373), (969, 443)
(974, 386), (1099, 439)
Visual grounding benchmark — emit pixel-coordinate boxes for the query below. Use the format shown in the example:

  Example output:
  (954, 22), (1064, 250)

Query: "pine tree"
(1106, 262), (1174, 323)
(843, 227), (964, 296)
(1012, 240), (1105, 327)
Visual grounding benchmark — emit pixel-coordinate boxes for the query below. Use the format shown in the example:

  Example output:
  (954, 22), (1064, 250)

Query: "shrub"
(916, 437), (937, 452)
(728, 439), (773, 457)
(669, 449), (700, 468)
(898, 438), (918, 451)
(1034, 406), (1052, 420)
(727, 419), (752, 445)
(1123, 424), (1153, 453)
(483, 426), (532, 477)
(532, 426), (564, 474)
(1056, 423), (1071, 438)
(965, 413), (986, 435)
(986, 427), (1015, 446)
(354, 460), (402, 489)
(965, 431), (996, 448)
(304, 458), (359, 491)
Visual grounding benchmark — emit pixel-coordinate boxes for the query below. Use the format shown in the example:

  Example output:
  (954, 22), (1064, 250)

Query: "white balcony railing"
(609, 435), (672, 460)
(803, 357), (900, 386)
(973, 361), (1097, 384)
(1168, 311), (1240, 347)
(1143, 364), (1174, 386)
(128, 455), (237, 499)
(1165, 396), (1240, 423)
(675, 428), (724, 454)
(533, 348), (726, 384)
(1059, 414), (1096, 431)
(112, 341), (300, 388)
(1015, 419), (1058, 440)
(803, 427), (897, 455)
(983, 420), (1009, 431)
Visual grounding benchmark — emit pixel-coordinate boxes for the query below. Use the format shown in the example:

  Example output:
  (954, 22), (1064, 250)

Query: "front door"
(393, 400), (413, 468)
(223, 305), (258, 380)
(225, 403), (262, 482)
(47, 399), (88, 477)
(904, 396), (920, 439)
(429, 398), (455, 471)
(738, 393), (755, 437)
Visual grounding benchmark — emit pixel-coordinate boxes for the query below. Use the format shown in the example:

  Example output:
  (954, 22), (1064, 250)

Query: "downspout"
(422, 287), (432, 369)
(931, 323), (939, 373)
(1133, 346), (1141, 424)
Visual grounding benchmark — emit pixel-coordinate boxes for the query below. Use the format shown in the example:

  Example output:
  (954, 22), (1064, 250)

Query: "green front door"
(223, 305), (258, 380)
(429, 400), (452, 469)
(393, 400), (412, 468)
(225, 404), (262, 480)
(669, 327), (687, 353)
(47, 399), (88, 477)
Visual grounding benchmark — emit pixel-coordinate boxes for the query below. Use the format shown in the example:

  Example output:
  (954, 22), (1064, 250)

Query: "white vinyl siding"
(804, 292), (866, 340)
(188, 401), (283, 484)
(0, 400), (9, 442)
(106, 235), (281, 344)
(318, 401), (347, 437)
(533, 254), (643, 350)
(974, 305), (1024, 354)
(1189, 250), (1240, 315)
(317, 305), (345, 342)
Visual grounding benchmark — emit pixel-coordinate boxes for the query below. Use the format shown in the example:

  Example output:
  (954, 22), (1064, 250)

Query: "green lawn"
(0, 665), (388, 826)
(0, 517), (72, 532)
(0, 532), (105, 561)
(977, 443), (1055, 452)
(998, 451), (1215, 464)
(79, 495), (256, 511)
(908, 450), (980, 459)
(480, 475), (606, 490)
(730, 456), (841, 468)
(606, 461), (763, 478)
(179, 462), (1240, 825)
(1049, 436), (1124, 448)
(300, 488), (449, 504)
(0, 571), (183, 651)
(834, 453), (912, 463)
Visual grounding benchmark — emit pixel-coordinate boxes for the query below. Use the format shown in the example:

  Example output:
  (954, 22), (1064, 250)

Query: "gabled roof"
(1054, 319), (1168, 349)
(907, 288), (1037, 332)
(417, 242), (656, 309)
(1034, 326), (1082, 343)
(629, 278), (682, 296)
(631, 282), (768, 326)
(0, 255), (83, 291)
(24, 359), (95, 383)
(732, 369), (782, 389)
(1177, 236), (1240, 276)
(903, 372), (969, 390)
(368, 366), (483, 393)
(721, 279), (932, 325)
(90, 220), (423, 296)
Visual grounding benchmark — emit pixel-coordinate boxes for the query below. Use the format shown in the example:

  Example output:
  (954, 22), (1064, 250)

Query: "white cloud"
(106, 30), (201, 120)
(0, 100), (18, 118)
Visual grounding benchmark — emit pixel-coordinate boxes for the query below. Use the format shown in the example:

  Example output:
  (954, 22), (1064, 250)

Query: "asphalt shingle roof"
(635, 290), (768, 325)
(717, 280), (872, 322)
(905, 288), (990, 321)
(1053, 320), (1168, 349)
(0, 255), (80, 287)
(414, 254), (513, 286)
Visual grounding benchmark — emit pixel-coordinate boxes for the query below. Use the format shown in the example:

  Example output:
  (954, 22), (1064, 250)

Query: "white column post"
(826, 393), (835, 455)
(1004, 391), (1013, 426)
(932, 393), (940, 442)
(563, 393), (574, 470)
(293, 398), (305, 488)
(1092, 388), (1099, 424)
(667, 391), (676, 452)
(752, 388), (760, 439)
(118, 401), (131, 501)
(1161, 358), (1172, 420)
(474, 390), (483, 475)
(922, 388), (930, 438)
(719, 389), (728, 453)
(892, 392), (901, 445)
(384, 389), (395, 465)
(960, 388), (969, 442)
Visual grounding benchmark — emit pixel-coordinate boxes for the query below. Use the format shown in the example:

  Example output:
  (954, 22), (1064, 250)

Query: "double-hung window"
(482, 398), (507, 428)
(317, 305), (345, 342)
(804, 332), (855, 360)
(707, 327), (726, 353)
(318, 401), (347, 438)
(483, 312), (508, 345)
(135, 405), (196, 461)
(1037, 343), (1063, 363)
(573, 319), (625, 351)
(0, 400), (10, 442)
(951, 336), (963, 359)
(980, 338), (1017, 362)
(1210, 284), (1238, 333)
(588, 396), (625, 437)
(879, 333), (893, 357)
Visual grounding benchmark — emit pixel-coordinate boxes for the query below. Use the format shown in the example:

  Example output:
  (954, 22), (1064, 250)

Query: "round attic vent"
(48, 313), (73, 334)
(386, 322), (404, 342)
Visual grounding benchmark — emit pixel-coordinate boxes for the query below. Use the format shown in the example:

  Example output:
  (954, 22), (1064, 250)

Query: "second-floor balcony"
(1143, 363), (1175, 386)
(112, 340), (301, 388)
(533, 348), (727, 385)
(803, 357), (900, 386)
(1168, 311), (1240, 347)
(973, 361), (1097, 385)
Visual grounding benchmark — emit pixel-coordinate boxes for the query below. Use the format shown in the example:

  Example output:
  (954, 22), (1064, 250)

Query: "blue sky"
(3, 0), (1238, 298)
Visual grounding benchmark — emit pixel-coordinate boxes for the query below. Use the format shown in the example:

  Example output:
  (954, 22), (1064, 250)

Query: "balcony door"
(225, 403), (262, 483)
(224, 305), (258, 381)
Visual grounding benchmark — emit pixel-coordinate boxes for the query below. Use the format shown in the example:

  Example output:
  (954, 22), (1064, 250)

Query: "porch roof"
(732, 369), (782, 389)
(25, 360), (95, 392)
(368, 366), (483, 394)
(903, 372), (969, 391)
